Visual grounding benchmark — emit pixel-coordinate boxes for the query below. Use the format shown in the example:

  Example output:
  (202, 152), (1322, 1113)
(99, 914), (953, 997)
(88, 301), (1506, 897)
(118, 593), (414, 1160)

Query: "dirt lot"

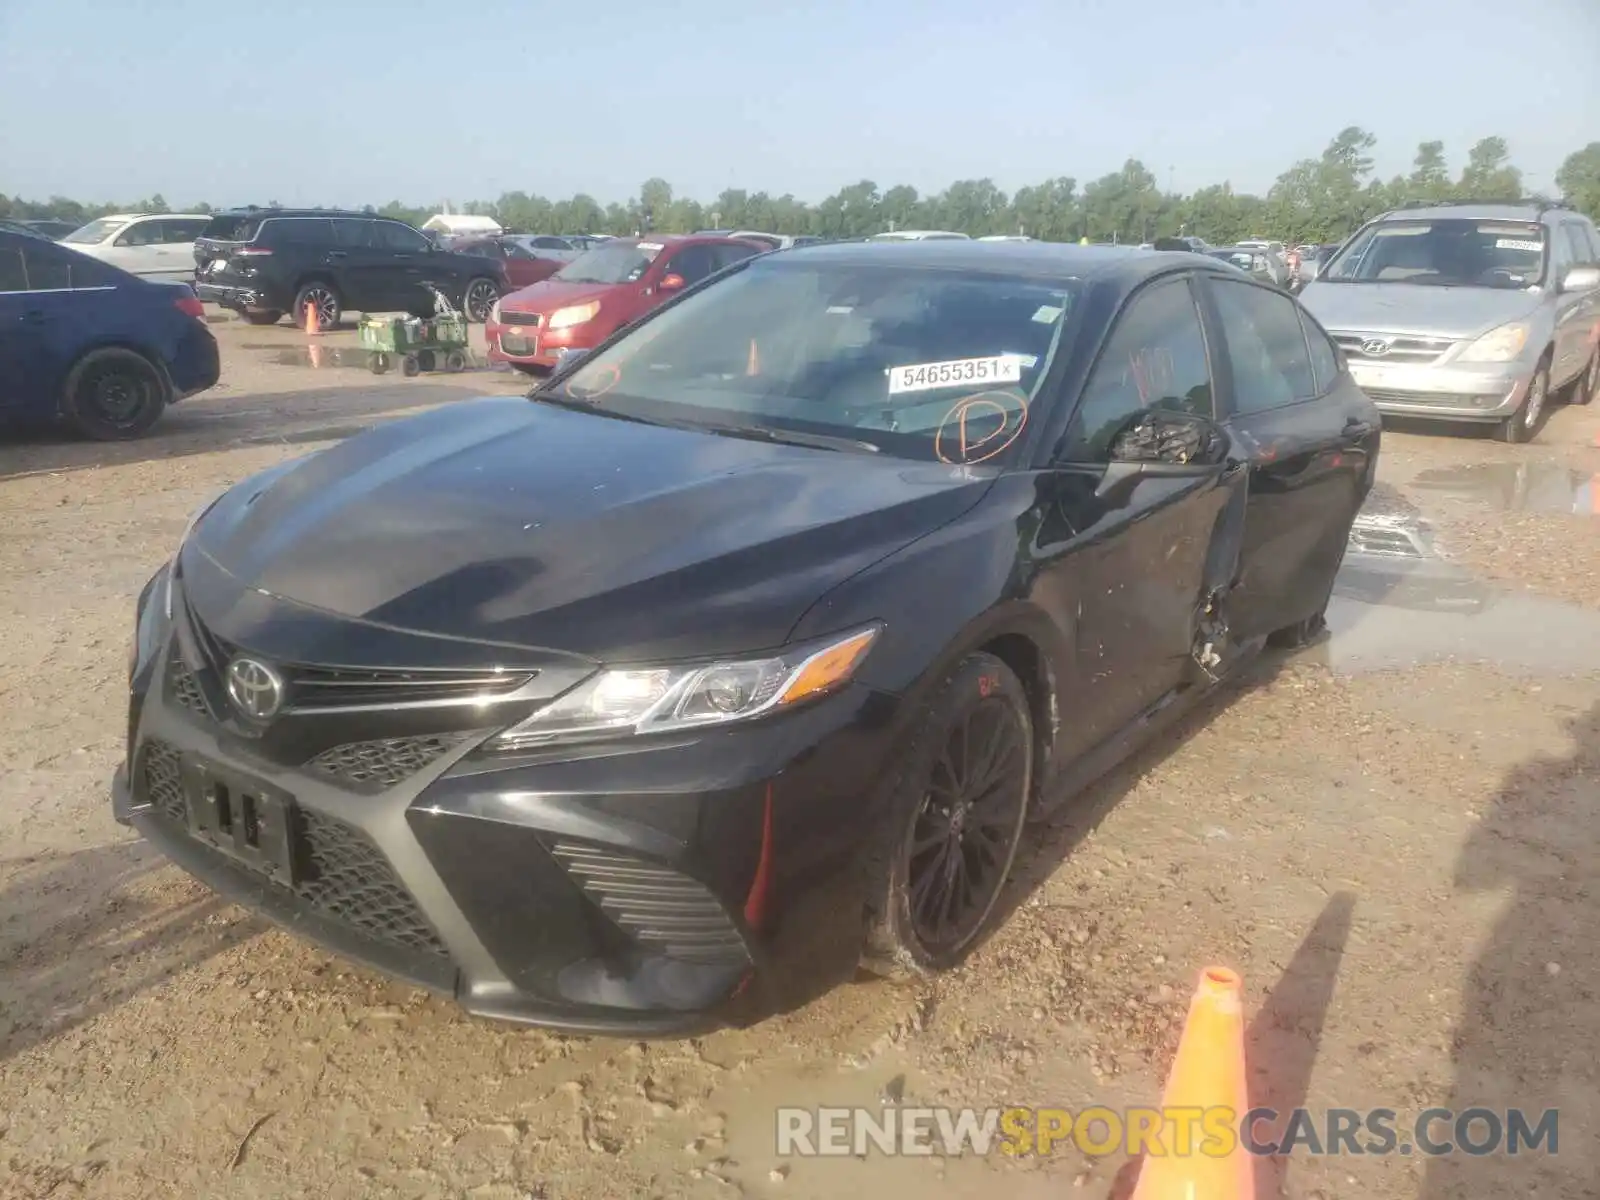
(2, 317), (1598, 1200)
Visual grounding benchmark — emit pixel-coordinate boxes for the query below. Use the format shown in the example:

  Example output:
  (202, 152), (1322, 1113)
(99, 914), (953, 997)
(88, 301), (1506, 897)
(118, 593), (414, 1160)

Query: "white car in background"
(869, 230), (971, 241)
(59, 213), (211, 283)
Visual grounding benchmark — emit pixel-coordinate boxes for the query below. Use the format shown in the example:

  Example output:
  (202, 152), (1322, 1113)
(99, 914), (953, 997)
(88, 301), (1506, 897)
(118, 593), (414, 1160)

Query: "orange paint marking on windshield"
(934, 390), (1030, 465)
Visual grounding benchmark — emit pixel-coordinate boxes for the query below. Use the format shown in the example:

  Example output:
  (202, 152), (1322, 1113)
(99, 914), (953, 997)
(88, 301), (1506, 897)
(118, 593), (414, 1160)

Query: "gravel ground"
(2, 319), (1598, 1200)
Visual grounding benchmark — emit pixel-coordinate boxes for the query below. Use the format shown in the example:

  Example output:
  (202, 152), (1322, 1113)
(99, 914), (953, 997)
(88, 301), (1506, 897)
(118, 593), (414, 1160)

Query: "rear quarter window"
(265, 218), (335, 246)
(200, 214), (265, 242)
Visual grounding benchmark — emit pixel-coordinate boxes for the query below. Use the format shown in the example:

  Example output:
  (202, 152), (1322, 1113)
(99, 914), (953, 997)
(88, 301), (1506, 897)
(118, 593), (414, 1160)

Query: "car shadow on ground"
(0, 839), (263, 1063)
(1421, 700), (1600, 1199)
(0, 382), (495, 482)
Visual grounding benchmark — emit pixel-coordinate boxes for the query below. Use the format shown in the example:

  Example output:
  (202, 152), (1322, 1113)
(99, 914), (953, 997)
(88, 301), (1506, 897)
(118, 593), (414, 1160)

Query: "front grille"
(305, 733), (474, 790)
(180, 598), (534, 713)
(550, 842), (749, 965)
(499, 311), (542, 328)
(1333, 333), (1456, 364)
(1360, 387), (1499, 410)
(169, 659), (209, 718)
(499, 334), (537, 356)
(137, 737), (447, 958)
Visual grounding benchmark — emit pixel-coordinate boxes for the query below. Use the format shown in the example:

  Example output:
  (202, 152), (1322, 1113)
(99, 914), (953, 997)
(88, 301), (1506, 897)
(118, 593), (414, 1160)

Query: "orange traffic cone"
(1131, 967), (1254, 1200)
(746, 338), (759, 376)
(303, 298), (321, 336)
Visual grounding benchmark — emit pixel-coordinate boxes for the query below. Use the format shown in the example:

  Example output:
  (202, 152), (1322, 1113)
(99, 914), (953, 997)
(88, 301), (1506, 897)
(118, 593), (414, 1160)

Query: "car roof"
(1377, 202), (1554, 224)
(769, 238), (1228, 284)
(100, 212), (207, 222)
(211, 207), (373, 219)
(624, 234), (752, 247)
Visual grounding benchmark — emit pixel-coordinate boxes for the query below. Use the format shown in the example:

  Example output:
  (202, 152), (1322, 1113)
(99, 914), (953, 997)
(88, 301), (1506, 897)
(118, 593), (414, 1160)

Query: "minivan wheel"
(293, 283), (341, 332)
(463, 277), (499, 323)
(861, 653), (1033, 980)
(61, 348), (170, 441)
(1496, 360), (1549, 444)
(1575, 349), (1599, 407)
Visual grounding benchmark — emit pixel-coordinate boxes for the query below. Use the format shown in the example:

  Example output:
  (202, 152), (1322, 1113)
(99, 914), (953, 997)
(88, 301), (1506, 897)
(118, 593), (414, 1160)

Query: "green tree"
(1556, 142), (1600, 219)
(1406, 141), (1453, 202)
(1458, 136), (1522, 200)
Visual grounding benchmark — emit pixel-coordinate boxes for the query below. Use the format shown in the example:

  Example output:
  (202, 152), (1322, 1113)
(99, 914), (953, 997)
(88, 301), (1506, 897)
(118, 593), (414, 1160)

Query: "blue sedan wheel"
(62, 348), (170, 441)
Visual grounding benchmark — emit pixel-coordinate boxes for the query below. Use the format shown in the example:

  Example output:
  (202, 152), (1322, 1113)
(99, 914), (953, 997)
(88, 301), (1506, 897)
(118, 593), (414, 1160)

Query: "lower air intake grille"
(550, 842), (749, 965)
(304, 733), (474, 791)
(141, 739), (188, 824)
(297, 809), (447, 956)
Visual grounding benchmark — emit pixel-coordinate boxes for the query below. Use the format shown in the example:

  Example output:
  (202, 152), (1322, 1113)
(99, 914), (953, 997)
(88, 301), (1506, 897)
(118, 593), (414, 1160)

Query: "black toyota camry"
(116, 240), (1379, 1033)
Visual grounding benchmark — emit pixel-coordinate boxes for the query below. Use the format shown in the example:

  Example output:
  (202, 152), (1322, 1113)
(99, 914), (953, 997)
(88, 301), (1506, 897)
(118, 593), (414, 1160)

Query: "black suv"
(192, 209), (508, 329)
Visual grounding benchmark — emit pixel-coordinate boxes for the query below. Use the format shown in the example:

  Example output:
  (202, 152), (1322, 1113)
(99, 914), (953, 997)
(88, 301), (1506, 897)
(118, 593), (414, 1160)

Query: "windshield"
(545, 259), (1077, 465)
(62, 218), (129, 244)
(554, 241), (662, 284)
(1323, 219), (1545, 289)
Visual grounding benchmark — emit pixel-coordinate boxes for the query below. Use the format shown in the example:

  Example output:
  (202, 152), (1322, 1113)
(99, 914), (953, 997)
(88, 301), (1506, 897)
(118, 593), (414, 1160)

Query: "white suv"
(59, 213), (211, 284)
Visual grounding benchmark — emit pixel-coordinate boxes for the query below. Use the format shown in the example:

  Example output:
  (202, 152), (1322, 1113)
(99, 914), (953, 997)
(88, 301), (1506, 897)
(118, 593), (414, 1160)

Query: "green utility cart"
(358, 312), (470, 376)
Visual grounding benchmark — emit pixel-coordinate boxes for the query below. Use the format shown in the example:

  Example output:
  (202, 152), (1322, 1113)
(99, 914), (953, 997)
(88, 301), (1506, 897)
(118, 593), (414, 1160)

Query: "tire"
(462, 277), (499, 323)
(61, 348), (170, 441)
(444, 351), (466, 373)
(401, 353), (420, 378)
(1574, 348), (1599, 407)
(369, 352), (390, 375)
(860, 653), (1034, 980)
(293, 282), (341, 332)
(243, 310), (283, 326)
(416, 349), (436, 373)
(1496, 358), (1550, 444)
(1267, 608), (1328, 650)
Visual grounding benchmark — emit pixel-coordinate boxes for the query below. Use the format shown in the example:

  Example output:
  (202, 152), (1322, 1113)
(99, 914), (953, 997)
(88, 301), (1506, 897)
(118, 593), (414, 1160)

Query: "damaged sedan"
(115, 240), (1378, 1033)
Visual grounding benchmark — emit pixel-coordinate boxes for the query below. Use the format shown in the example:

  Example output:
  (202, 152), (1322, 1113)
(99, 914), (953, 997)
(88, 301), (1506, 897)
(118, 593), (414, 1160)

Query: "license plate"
(183, 758), (299, 884)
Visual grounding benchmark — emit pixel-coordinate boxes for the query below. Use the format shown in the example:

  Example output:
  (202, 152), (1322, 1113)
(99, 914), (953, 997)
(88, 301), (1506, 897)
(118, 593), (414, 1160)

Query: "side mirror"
(1092, 410), (1232, 507)
(1560, 265), (1600, 293)
(659, 273), (686, 292)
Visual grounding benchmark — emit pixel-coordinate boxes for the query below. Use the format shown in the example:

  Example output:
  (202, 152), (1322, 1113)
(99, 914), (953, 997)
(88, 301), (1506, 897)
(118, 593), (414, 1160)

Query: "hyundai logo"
(1360, 338), (1392, 357)
(226, 656), (286, 720)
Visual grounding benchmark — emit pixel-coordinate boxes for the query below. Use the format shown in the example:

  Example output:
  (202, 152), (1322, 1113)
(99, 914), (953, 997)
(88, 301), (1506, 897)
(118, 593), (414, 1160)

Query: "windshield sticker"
(1495, 238), (1541, 253)
(934, 390), (1030, 465)
(1031, 304), (1064, 324)
(888, 355), (1023, 395)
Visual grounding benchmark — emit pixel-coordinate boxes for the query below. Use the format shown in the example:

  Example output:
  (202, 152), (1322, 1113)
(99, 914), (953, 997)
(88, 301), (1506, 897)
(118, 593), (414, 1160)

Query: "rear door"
(1198, 273), (1377, 639)
(1036, 273), (1238, 754)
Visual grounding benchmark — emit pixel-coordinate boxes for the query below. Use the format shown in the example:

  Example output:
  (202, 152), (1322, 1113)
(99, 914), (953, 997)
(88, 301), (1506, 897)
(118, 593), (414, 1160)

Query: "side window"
(531, 236), (568, 250)
(714, 243), (761, 271)
(162, 218), (208, 243)
(1299, 310), (1341, 394)
(114, 220), (161, 248)
(1562, 224), (1594, 267)
(1548, 225), (1575, 275)
(331, 219), (374, 249)
(1210, 278), (1318, 412)
(375, 222), (431, 252)
(1579, 223), (1600, 263)
(666, 245), (720, 285)
(0, 246), (27, 291)
(272, 218), (336, 246)
(1064, 277), (1214, 460)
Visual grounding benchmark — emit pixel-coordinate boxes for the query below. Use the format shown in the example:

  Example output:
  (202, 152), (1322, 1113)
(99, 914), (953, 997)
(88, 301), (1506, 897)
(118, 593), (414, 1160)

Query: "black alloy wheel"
(862, 653), (1034, 978)
(293, 283), (341, 332)
(463, 277), (499, 323)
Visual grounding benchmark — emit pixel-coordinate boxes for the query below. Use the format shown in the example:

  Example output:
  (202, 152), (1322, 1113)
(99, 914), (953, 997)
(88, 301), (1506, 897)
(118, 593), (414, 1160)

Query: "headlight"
(1458, 322), (1530, 363)
(487, 625), (881, 751)
(546, 301), (600, 331)
(132, 563), (172, 678)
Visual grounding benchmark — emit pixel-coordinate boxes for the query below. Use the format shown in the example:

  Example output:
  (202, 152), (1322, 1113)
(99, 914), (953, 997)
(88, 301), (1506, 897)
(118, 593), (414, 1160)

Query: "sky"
(2, 0), (1597, 211)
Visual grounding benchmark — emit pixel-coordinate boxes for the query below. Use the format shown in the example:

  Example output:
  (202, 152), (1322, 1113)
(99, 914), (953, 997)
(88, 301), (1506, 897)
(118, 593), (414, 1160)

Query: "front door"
(370, 220), (438, 314)
(1199, 274), (1377, 639)
(1032, 274), (1235, 756)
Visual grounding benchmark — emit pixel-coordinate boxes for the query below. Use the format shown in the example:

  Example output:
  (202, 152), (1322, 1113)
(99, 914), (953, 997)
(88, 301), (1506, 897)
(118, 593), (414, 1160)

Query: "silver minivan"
(1299, 201), (1600, 442)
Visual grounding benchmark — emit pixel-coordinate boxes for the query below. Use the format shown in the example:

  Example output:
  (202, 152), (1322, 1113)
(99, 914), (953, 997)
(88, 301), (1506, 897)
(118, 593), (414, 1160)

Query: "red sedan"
(451, 235), (571, 289)
(487, 235), (764, 372)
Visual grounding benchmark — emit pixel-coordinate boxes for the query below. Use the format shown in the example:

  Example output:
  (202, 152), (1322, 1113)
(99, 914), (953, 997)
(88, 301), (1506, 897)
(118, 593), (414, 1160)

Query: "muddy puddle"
(1320, 511), (1600, 676)
(1407, 462), (1600, 517)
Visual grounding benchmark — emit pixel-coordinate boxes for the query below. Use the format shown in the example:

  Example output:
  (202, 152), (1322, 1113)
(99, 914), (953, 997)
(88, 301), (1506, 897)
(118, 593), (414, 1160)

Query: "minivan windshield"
(62, 218), (129, 244)
(1323, 219), (1545, 289)
(544, 258), (1077, 465)
(554, 241), (662, 284)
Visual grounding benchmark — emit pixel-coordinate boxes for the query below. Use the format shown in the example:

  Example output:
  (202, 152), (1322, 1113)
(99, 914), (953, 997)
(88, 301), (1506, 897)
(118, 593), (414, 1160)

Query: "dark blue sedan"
(0, 230), (220, 440)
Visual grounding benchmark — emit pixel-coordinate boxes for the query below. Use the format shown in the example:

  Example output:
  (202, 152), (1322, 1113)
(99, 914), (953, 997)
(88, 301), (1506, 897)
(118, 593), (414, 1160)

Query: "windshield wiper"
(678, 421), (881, 454)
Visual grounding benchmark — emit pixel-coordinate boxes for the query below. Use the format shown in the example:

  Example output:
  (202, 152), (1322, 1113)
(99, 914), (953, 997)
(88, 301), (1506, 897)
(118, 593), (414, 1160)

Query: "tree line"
(6, 130), (1599, 248)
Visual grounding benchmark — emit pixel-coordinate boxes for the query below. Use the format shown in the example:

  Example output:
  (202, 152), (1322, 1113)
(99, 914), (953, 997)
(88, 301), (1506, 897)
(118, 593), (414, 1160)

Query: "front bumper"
(486, 314), (604, 369)
(1346, 358), (1528, 422)
(116, 592), (899, 1034)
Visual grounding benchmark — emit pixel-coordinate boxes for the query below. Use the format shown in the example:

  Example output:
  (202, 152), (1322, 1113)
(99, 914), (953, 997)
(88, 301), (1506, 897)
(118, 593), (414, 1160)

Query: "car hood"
(190, 398), (991, 661)
(498, 278), (622, 316)
(1299, 281), (1543, 340)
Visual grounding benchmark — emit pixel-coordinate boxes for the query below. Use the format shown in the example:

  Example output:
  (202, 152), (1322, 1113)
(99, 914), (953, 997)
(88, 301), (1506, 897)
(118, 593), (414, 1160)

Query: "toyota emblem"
(1360, 338), (1392, 357)
(226, 656), (286, 720)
